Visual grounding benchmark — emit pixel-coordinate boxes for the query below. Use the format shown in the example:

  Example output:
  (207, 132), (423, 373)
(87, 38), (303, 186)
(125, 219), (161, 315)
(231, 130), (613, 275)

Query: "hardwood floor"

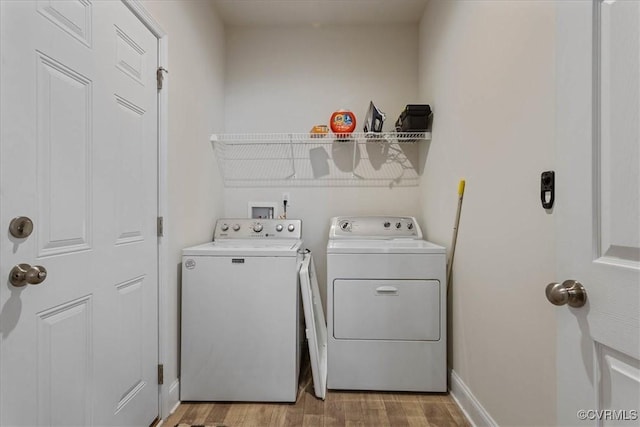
(165, 366), (469, 427)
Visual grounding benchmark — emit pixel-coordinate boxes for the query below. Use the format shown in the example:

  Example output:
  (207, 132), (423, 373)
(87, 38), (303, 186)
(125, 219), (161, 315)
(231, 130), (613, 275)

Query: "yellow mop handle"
(458, 180), (466, 197)
(447, 179), (465, 292)
(447, 179), (466, 388)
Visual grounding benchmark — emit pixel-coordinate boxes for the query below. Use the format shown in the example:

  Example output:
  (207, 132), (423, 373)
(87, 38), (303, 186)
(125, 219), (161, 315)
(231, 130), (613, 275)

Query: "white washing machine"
(181, 218), (303, 402)
(326, 216), (446, 392)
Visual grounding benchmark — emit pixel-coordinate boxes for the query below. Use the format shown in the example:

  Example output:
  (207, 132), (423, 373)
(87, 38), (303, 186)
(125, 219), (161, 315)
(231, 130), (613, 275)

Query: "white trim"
(168, 379), (180, 414)
(122, 0), (166, 38)
(156, 31), (173, 424)
(150, 386), (178, 427)
(450, 370), (498, 427)
(120, 0), (172, 422)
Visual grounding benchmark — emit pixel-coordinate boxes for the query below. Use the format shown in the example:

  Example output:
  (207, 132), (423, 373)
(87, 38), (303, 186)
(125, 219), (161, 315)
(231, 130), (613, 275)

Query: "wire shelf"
(210, 132), (431, 187)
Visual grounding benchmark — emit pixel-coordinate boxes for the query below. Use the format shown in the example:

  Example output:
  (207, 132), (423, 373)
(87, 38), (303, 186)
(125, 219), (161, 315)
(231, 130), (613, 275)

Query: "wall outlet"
(282, 192), (290, 206)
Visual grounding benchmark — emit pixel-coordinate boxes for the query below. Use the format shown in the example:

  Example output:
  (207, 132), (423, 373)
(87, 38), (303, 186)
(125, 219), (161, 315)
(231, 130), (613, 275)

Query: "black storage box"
(395, 104), (432, 132)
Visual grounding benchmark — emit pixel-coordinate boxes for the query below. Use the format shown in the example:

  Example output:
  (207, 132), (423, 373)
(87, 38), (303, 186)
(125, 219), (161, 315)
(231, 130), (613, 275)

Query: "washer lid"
(299, 252), (327, 400)
(327, 239), (445, 254)
(182, 239), (302, 257)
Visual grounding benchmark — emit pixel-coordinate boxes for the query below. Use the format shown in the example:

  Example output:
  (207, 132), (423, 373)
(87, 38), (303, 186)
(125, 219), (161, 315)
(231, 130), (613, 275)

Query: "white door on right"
(555, 1), (640, 426)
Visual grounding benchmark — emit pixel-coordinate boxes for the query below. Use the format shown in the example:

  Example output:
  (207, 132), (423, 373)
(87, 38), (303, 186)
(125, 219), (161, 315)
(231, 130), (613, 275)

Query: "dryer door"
(333, 279), (440, 341)
(299, 252), (327, 400)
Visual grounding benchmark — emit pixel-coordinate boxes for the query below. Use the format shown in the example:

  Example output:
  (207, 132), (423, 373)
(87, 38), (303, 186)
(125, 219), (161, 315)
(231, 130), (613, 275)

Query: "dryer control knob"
(276, 224), (283, 232)
(384, 221), (390, 228)
(221, 224), (229, 231)
(253, 223), (263, 232)
(232, 224), (241, 231)
(287, 224), (295, 232)
(395, 222), (402, 229)
(407, 223), (414, 230)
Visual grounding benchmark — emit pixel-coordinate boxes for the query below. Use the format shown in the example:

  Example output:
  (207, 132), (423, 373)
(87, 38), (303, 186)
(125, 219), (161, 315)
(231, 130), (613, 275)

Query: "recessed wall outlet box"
(248, 202), (278, 219)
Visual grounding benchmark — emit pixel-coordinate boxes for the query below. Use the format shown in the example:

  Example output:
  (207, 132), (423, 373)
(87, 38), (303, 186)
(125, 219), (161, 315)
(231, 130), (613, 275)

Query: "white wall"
(141, 0), (226, 418)
(418, 1), (557, 425)
(224, 24), (423, 300)
(225, 24), (420, 134)
(224, 187), (421, 304)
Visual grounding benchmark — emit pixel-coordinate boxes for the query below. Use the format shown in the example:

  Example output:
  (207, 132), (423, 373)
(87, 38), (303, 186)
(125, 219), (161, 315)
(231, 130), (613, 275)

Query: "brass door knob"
(546, 280), (587, 308)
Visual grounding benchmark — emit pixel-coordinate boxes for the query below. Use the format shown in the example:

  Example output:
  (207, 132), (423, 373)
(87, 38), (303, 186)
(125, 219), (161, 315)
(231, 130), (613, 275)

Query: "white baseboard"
(168, 379), (180, 414)
(450, 370), (498, 427)
(159, 378), (181, 423)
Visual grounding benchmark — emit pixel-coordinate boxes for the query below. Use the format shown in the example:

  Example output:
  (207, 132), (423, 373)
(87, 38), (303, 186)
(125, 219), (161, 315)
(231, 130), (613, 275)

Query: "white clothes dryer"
(181, 218), (303, 402)
(326, 216), (447, 392)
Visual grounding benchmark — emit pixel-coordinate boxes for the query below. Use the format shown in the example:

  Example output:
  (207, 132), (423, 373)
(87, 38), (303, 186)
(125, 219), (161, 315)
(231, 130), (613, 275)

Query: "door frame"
(0, 0), (170, 423)
(121, 0), (171, 421)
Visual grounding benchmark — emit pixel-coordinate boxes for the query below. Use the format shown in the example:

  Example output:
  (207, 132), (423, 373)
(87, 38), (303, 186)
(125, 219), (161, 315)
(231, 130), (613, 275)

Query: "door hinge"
(158, 364), (164, 385)
(157, 216), (164, 237)
(156, 67), (168, 90)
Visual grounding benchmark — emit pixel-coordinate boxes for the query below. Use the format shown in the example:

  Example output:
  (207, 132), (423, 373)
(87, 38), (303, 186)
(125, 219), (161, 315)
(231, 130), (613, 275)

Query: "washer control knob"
(232, 224), (241, 231)
(395, 222), (402, 229)
(221, 224), (229, 231)
(287, 224), (295, 232)
(276, 224), (283, 232)
(384, 221), (390, 228)
(253, 223), (263, 232)
(407, 222), (414, 230)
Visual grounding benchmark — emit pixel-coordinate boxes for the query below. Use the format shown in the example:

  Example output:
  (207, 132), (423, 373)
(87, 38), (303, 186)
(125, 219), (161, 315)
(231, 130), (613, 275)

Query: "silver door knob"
(9, 264), (47, 287)
(545, 280), (586, 308)
(9, 216), (34, 238)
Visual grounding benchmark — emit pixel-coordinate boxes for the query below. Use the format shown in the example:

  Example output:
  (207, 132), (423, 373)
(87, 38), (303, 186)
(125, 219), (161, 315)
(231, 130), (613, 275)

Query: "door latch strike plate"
(157, 67), (168, 90)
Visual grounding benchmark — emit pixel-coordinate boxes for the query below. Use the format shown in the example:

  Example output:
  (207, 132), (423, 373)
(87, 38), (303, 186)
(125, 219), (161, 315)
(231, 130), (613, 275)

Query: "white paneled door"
(0, 1), (159, 426)
(556, 1), (640, 426)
